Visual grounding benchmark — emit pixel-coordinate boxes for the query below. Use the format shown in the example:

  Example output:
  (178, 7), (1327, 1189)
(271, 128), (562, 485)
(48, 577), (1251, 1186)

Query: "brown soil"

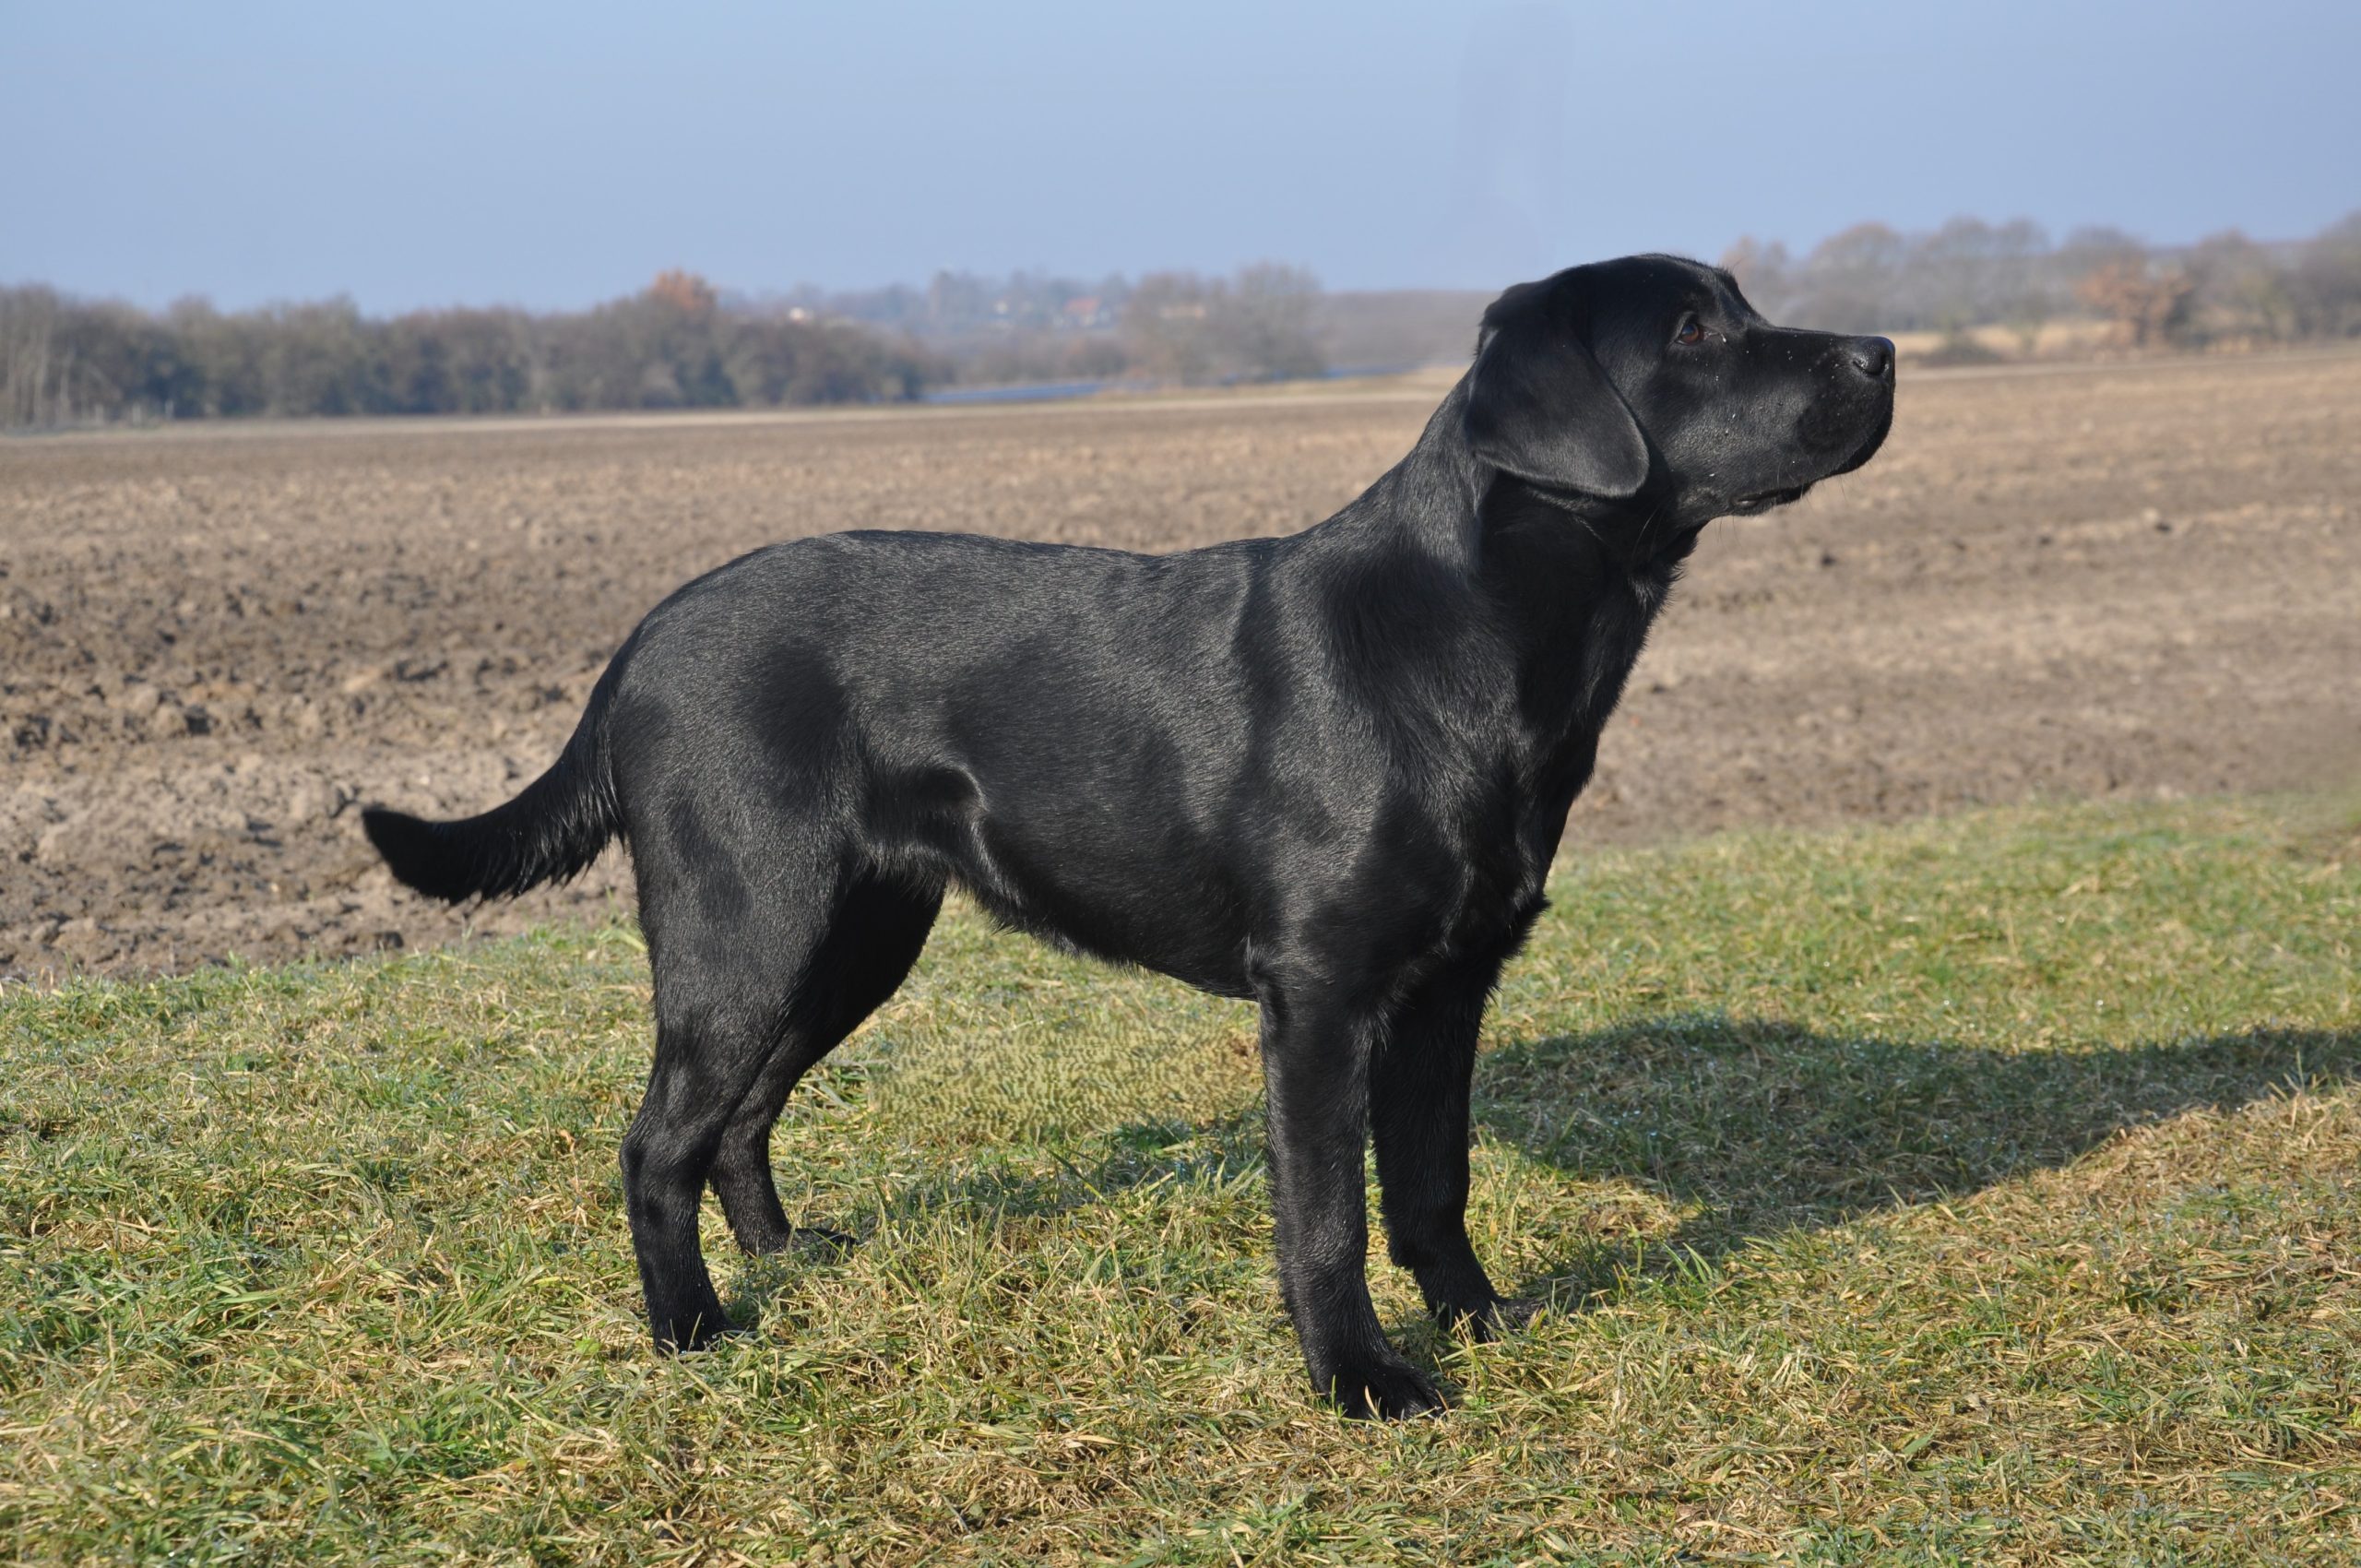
(5, 353), (2357, 980)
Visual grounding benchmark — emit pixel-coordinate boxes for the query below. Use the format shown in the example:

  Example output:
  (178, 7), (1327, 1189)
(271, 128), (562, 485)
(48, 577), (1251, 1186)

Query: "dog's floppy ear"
(1464, 279), (1650, 499)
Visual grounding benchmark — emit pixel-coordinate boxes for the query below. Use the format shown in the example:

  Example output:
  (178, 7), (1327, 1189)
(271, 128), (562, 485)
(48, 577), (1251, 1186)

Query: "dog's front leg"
(1258, 983), (1445, 1419)
(1371, 967), (1535, 1337)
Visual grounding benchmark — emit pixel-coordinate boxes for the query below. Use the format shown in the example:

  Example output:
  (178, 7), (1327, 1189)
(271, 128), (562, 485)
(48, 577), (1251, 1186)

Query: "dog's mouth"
(1728, 485), (1809, 516)
(1732, 401), (1893, 517)
(1829, 397), (1894, 479)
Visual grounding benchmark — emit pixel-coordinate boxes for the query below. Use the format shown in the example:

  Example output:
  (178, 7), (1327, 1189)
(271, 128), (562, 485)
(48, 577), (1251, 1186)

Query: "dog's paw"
(732, 1223), (853, 1260)
(1323, 1356), (1448, 1420)
(1441, 1293), (1542, 1343)
(789, 1225), (857, 1259)
(652, 1310), (744, 1354)
(1453, 1294), (1548, 1341)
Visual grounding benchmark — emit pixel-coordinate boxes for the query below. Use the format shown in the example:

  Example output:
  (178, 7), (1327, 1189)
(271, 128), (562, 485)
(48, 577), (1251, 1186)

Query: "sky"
(5, 0), (2356, 314)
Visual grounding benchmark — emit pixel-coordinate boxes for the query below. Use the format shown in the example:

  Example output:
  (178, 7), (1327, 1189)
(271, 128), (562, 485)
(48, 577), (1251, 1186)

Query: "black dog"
(364, 255), (1892, 1419)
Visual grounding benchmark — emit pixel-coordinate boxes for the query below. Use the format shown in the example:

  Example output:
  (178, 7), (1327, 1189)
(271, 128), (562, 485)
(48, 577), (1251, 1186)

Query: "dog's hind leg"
(618, 995), (772, 1351)
(621, 831), (933, 1352)
(708, 873), (942, 1256)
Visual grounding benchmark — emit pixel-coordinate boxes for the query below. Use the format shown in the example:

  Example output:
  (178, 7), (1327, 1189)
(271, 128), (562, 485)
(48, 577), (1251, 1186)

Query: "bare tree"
(2289, 211), (2361, 339)
(1213, 263), (1324, 382)
(1121, 265), (1325, 385)
(2075, 262), (2196, 350)
(2186, 231), (2297, 343)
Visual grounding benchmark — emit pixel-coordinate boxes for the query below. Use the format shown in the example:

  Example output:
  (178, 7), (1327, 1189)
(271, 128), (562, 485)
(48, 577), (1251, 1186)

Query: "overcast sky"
(5, 0), (2355, 312)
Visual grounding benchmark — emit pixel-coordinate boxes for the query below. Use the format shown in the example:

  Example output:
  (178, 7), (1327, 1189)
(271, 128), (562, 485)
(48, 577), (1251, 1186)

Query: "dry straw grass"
(5, 796), (2358, 1563)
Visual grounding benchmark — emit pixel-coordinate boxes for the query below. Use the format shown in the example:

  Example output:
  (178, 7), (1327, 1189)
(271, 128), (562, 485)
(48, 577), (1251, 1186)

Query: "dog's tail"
(362, 663), (624, 904)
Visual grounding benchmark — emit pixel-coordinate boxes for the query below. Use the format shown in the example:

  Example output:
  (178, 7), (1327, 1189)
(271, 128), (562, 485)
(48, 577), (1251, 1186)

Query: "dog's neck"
(1468, 475), (1679, 763)
(1308, 380), (1688, 788)
(1342, 377), (1699, 571)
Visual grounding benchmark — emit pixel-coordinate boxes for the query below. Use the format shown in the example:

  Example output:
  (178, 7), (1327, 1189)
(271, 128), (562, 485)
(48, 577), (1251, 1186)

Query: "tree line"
(9, 213), (2359, 428)
(0, 261), (1336, 428)
(757, 261), (1329, 389)
(1725, 211), (2361, 351)
(0, 270), (931, 430)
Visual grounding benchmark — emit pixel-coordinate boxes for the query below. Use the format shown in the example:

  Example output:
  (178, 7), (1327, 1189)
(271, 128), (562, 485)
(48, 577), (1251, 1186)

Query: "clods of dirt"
(4, 356), (2357, 980)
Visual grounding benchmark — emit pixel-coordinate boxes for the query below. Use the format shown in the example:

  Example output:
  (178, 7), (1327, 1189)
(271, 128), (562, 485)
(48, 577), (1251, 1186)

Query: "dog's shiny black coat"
(365, 255), (1893, 1418)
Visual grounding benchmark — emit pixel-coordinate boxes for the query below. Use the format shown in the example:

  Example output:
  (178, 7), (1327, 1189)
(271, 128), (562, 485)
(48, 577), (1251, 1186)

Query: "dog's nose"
(1846, 336), (1894, 381)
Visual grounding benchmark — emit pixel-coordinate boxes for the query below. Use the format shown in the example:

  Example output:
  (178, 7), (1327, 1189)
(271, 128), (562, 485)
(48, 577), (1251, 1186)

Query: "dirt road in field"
(5, 352), (2357, 979)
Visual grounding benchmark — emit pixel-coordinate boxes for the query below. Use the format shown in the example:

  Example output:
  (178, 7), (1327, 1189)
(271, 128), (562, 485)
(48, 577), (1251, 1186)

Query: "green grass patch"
(5, 796), (2359, 1564)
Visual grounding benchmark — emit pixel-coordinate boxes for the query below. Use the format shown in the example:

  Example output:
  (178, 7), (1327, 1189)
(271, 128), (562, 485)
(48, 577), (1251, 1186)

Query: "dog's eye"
(1674, 315), (1706, 346)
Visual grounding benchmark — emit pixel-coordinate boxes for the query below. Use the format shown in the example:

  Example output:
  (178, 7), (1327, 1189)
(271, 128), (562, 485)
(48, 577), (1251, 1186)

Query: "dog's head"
(1464, 254), (1892, 540)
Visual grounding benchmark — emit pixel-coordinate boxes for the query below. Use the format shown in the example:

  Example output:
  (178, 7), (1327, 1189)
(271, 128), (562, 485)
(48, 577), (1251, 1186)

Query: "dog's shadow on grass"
(1472, 1014), (2361, 1315)
(734, 1015), (2360, 1346)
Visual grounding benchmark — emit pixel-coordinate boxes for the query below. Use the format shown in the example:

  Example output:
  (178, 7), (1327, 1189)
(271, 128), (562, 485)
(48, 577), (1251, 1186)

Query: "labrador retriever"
(363, 254), (1894, 1418)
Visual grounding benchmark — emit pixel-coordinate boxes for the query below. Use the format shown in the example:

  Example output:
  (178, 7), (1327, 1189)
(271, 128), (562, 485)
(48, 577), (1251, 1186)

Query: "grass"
(5, 794), (2359, 1565)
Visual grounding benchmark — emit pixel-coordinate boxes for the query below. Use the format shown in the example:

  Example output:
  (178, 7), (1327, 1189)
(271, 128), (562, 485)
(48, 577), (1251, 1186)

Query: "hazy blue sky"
(6, 0), (2355, 312)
